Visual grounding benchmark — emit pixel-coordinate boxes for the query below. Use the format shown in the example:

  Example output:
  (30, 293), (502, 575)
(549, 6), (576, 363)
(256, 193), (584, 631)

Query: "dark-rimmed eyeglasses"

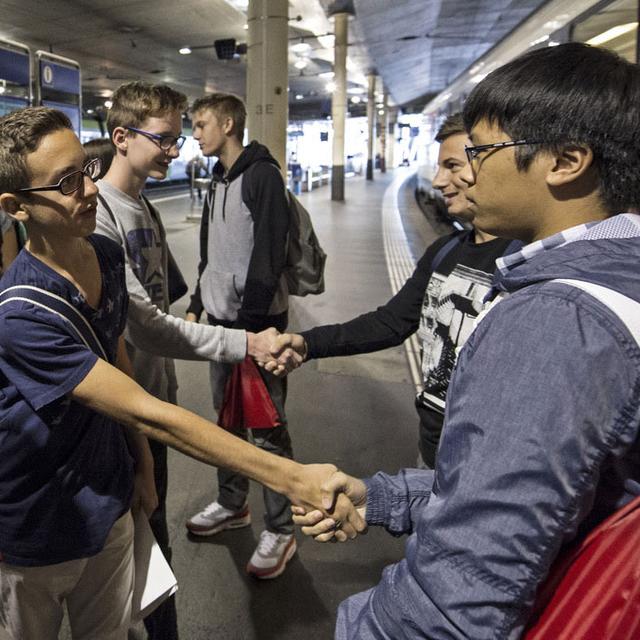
(16, 158), (102, 196)
(464, 139), (542, 164)
(126, 126), (186, 151)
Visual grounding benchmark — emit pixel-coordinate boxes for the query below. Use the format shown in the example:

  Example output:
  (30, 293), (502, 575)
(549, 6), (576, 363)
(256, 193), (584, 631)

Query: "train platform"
(60, 168), (449, 640)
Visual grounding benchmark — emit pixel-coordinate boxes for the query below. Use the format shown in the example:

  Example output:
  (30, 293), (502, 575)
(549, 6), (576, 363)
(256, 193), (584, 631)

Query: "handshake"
(287, 466), (369, 543)
(246, 328), (309, 377)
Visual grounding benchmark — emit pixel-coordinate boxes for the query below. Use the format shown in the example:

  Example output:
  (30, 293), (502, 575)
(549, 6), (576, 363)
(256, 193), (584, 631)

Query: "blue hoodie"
(338, 214), (640, 639)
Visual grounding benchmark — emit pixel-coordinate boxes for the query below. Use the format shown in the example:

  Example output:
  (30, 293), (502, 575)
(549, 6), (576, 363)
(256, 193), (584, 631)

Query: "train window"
(572, 0), (638, 62)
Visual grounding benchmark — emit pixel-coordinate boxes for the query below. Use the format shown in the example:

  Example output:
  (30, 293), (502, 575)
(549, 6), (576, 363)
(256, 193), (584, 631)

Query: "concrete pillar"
(379, 89), (388, 173)
(246, 0), (288, 173)
(330, 11), (349, 201)
(387, 107), (398, 170)
(366, 73), (376, 180)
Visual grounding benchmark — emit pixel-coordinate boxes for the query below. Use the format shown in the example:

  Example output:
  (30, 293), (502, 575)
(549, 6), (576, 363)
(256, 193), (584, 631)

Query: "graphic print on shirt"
(417, 264), (494, 412)
(126, 227), (165, 306)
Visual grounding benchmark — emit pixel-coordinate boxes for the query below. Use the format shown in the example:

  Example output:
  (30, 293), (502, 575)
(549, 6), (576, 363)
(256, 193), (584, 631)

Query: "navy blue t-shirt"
(0, 234), (134, 566)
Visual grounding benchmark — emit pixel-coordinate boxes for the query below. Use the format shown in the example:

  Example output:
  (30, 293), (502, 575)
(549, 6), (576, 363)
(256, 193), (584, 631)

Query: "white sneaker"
(185, 500), (251, 536)
(246, 530), (296, 579)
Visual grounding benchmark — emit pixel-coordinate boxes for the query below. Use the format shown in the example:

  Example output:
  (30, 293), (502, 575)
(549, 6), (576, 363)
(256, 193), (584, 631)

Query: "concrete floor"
(62, 168), (446, 640)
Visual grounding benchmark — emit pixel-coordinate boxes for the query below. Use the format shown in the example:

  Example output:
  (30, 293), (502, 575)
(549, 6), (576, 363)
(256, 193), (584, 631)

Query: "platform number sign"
(42, 64), (53, 86)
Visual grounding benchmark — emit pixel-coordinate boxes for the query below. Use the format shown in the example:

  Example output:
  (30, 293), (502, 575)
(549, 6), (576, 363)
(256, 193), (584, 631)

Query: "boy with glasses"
(0, 107), (362, 640)
(294, 42), (640, 639)
(94, 82), (289, 639)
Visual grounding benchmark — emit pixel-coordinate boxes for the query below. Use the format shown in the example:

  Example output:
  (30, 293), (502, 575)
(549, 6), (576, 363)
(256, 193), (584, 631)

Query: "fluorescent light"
(295, 94), (304, 100)
(179, 47), (192, 55)
(529, 34), (549, 47)
(319, 71), (334, 79)
(326, 82), (336, 92)
(351, 96), (361, 104)
(586, 22), (638, 46)
(348, 86), (365, 95)
(378, 109), (384, 115)
(104, 100), (113, 109)
(294, 59), (308, 69)
(291, 41), (311, 53)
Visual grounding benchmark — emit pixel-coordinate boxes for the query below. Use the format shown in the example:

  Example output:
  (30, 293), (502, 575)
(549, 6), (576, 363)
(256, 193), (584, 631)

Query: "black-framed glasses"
(464, 139), (542, 164)
(126, 126), (186, 151)
(16, 158), (102, 196)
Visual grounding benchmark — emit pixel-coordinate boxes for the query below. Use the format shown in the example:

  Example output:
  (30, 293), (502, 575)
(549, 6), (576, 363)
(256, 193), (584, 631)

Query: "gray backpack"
(284, 190), (326, 296)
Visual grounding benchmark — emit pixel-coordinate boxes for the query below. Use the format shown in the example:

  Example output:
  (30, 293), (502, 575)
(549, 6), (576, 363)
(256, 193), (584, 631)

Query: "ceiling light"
(378, 109), (384, 115)
(179, 47), (192, 55)
(296, 94), (304, 100)
(294, 59), (308, 69)
(586, 22), (637, 46)
(319, 71), (334, 79)
(292, 40), (311, 53)
(348, 86), (365, 95)
(86, 108), (94, 114)
(326, 81), (336, 92)
(529, 34), (549, 47)
(351, 96), (361, 104)
(104, 100), (113, 109)
(0, 85), (5, 95)
(243, 24), (248, 30)
(548, 40), (561, 47)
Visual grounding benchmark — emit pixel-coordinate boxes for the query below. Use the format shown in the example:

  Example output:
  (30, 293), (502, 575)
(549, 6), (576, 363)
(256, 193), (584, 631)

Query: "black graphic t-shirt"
(302, 230), (517, 467)
(415, 233), (514, 465)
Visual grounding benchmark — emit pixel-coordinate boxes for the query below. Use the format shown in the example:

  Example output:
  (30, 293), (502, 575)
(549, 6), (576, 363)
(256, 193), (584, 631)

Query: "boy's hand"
(263, 332), (307, 375)
(287, 464), (367, 540)
(132, 466), (158, 517)
(292, 470), (368, 542)
(185, 312), (198, 323)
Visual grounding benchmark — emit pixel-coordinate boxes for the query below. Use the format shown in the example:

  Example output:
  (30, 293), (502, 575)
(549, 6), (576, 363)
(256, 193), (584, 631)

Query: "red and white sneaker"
(246, 530), (296, 579)
(185, 501), (251, 536)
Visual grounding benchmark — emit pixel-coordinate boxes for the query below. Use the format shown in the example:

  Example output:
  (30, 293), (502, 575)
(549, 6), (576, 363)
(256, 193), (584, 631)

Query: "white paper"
(132, 510), (178, 621)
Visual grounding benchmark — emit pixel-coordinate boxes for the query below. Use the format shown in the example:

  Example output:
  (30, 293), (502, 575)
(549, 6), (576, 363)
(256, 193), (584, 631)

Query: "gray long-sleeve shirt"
(95, 180), (246, 401)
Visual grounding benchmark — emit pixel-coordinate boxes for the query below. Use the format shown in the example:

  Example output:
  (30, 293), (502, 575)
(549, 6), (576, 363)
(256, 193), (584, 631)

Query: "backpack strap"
(551, 278), (640, 346)
(0, 285), (108, 359)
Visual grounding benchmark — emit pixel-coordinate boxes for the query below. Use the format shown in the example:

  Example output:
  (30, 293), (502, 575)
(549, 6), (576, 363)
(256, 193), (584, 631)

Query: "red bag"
(218, 357), (282, 430)
(524, 495), (640, 639)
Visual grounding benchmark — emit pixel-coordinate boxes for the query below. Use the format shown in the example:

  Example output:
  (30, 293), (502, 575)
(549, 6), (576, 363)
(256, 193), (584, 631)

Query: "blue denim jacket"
(336, 214), (640, 639)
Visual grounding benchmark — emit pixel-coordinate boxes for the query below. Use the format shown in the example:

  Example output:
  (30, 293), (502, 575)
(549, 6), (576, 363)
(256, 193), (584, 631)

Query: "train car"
(418, 0), (638, 197)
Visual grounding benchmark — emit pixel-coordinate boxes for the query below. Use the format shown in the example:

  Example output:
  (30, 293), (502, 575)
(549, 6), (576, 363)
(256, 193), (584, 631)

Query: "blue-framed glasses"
(126, 126), (186, 151)
(464, 139), (542, 164)
(16, 158), (102, 196)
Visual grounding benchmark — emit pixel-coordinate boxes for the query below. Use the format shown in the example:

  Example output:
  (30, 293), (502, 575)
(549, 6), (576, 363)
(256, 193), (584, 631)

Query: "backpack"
(523, 278), (640, 640)
(284, 190), (326, 296)
(242, 161), (326, 297)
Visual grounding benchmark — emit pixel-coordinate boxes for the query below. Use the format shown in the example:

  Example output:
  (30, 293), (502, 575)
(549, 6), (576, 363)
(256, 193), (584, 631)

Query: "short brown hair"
(191, 93), (246, 141)
(435, 112), (465, 143)
(107, 82), (188, 137)
(0, 107), (72, 194)
(82, 137), (114, 179)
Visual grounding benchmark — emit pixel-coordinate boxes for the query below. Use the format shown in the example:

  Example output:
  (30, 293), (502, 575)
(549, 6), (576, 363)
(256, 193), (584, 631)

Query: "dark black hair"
(463, 42), (640, 214)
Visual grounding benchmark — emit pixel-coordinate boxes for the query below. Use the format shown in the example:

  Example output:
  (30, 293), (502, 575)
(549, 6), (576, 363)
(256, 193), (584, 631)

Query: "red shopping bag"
(218, 357), (282, 430)
(524, 495), (640, 640)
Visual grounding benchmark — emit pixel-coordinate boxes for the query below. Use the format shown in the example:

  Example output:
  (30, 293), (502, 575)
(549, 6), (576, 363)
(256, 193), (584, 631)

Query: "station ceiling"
(1, 0), (549, 120)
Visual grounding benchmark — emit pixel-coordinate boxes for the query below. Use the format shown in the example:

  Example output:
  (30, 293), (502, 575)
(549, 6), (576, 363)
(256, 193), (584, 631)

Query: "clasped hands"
(290, 466), (368, 543)
(247, 329), (308, 376)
